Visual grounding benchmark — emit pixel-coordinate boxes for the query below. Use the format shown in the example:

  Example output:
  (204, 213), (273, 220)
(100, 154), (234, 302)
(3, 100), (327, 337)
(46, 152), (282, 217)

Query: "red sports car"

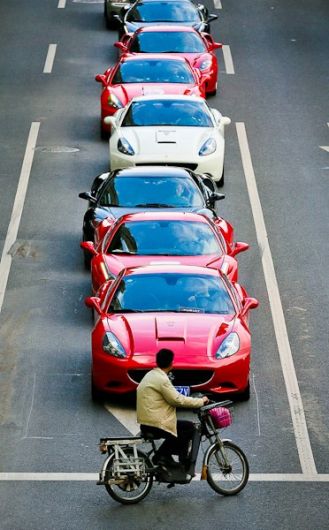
(80, 211), (249, 293)
(96, 54), (208, 135)
(85, 265), (259, 400)
(114, 25), (222, 96)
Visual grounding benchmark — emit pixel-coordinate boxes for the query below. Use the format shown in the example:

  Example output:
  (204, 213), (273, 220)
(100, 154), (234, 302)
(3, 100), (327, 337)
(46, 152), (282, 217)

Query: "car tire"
(216, 167), (225, 188)
(238, 381), (250, 401)
(91, 376), (104, 403)
(104, 2), (115, 29)
(100, 124), (109, 140)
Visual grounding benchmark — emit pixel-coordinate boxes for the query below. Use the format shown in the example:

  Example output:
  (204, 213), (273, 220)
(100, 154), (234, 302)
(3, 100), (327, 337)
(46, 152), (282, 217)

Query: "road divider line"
(236, 122), (317, 476)
(104, 403), (140, 435)
(0, 122), (40, 314)
(222, 45), (235, 74)
(43, 44), (57, 74)
(214, 0), (222, 8)
(0, 472), (328, 482)
(58, 0), (66, 7)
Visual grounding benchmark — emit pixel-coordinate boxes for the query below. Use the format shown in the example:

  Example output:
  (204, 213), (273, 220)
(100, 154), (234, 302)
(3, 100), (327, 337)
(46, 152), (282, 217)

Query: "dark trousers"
(141, 420), (195, 462)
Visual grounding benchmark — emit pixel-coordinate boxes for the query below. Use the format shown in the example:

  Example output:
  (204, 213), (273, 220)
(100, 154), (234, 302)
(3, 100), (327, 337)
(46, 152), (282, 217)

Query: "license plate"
(175, 386), (190, 397)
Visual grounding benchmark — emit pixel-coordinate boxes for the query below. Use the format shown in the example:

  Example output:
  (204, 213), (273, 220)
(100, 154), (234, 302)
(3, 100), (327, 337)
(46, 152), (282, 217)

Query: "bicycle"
(97, 400), (249, 504)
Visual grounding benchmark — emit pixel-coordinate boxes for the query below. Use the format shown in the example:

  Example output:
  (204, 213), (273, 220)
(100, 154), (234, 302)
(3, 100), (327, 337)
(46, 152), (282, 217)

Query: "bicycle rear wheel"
(206, 440), (249, 495)
(104, 449), (153, 505)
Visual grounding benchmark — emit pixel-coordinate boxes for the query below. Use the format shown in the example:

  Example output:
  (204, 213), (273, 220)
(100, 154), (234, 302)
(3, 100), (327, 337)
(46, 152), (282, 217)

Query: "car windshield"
(130, 31), (206, 53)
(108, 273), (235, 314)
(98, 175), (204, 207)
(127, 2), (201, 23)
(121, 100), (213, 127)
(112, 59), (194, 84)
(107, 220), (222, 256)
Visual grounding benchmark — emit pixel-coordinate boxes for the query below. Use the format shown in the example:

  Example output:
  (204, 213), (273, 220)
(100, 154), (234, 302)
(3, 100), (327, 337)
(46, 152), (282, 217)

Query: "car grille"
(128, 369), (214, 387)
(135, 163), (198, 171)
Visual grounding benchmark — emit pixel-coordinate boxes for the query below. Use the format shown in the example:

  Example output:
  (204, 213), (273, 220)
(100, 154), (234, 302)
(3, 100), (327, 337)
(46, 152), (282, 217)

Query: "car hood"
(105, 253), (224, 276)
(107, 312), (236, 363)
(114, 126), (215, 156)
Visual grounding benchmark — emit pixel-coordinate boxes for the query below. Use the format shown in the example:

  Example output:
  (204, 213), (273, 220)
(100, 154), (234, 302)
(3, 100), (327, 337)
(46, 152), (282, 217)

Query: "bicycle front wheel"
(206, 440), (249, 495)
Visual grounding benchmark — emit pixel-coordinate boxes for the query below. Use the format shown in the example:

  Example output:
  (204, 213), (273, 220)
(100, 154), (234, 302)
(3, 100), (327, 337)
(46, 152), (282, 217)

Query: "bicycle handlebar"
(199, 400), (233, 412)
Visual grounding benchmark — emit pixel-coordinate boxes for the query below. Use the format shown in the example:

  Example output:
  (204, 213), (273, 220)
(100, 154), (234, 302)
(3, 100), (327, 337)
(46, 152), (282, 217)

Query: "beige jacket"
(136, 368), (204, 437)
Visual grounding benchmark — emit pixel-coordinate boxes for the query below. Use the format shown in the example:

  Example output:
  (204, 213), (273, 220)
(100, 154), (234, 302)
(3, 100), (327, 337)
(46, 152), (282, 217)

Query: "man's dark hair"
(156, 349), (174, 369)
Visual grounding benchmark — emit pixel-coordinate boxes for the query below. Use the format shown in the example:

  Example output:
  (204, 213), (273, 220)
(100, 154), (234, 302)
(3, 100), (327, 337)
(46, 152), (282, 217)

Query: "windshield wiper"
(110, 250), (136, 254)
(110, 308), (144, 313)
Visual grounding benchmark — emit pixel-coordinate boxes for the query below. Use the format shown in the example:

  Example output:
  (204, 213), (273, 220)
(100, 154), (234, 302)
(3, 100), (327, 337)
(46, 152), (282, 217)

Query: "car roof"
(112, 166), (198, 178)
(122, 264), (221, 277)
(133, 0), (194, 3)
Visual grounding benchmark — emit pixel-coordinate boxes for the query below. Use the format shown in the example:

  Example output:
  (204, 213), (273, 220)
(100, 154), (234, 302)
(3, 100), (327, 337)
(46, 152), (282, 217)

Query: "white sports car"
(104, 95), (231, 186)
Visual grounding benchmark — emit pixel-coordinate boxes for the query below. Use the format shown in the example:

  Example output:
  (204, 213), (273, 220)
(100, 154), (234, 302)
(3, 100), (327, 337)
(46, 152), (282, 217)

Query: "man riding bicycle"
(137, 349), (209, 468)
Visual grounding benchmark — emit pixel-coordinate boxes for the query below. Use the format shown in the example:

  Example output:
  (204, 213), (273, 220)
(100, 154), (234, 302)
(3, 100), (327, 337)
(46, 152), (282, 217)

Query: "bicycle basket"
(209, 406), (232, 428)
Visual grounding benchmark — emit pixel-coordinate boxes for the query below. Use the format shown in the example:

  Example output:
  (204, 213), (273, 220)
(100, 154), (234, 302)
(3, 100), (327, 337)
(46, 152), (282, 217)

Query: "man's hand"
(202, 396), (210, 405)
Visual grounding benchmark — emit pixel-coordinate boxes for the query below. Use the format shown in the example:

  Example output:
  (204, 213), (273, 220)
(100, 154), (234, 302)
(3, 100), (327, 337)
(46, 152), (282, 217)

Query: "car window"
(127, 2), (202, 23)
(108, 273), (235, 314)
(107, 220), (222, 256)
(112, 59), (194, 84)
(130, 31), (206, 53)
(99, 175), (205, 207)
(121, 100), (214, 127)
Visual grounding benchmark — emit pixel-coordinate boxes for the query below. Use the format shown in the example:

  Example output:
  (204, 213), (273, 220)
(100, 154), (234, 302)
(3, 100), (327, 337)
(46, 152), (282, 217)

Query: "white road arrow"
(320, 146), (329, 153)
(104, 403), (140, 435)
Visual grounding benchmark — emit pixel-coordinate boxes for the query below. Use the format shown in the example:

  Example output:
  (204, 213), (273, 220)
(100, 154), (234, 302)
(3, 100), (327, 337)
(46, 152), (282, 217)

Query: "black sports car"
(79, 166), (225, 267)
(115, 0), (218, 37)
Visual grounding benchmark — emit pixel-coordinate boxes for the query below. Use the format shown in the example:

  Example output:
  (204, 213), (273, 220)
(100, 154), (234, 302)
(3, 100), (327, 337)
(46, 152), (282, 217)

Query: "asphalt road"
(0, 0), (328, 528)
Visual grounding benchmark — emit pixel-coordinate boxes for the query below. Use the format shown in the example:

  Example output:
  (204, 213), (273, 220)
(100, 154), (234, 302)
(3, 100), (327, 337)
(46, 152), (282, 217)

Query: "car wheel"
(91, 376), (104, 403)
(238, 381), (250, 401)
(100, 123), (109, 140)
(216, 167), (225, 188)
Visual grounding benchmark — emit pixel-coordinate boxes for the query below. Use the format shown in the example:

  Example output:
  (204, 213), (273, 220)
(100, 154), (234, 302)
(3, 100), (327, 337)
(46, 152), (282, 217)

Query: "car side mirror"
(231, 241), (249, 257)
(113, 14), (122, 23)
(95, 74), (107, 86)
(213, 42), (222, 50)
(221, 116), (231, 126)
(85, 296), (103, 315)
(80, 241), (97, 256)
(241, 297), (259, 317)
(114, 41), (127, 51)
(78, 191), (97, 203)
(104, 116), (117, 128)
(207, 13), (218, 23)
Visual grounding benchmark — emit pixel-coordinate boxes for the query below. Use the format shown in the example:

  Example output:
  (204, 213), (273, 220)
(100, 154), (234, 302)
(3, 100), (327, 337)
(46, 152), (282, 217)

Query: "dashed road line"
(214, 0), (222, 8)
(0, 473), (328, 482)
(0, 122), (40, 314)
(57, 0), (66, 7)
(236, 122), (317, 476)
(222, 45), (235, 74)
(43, 44), (57, 74)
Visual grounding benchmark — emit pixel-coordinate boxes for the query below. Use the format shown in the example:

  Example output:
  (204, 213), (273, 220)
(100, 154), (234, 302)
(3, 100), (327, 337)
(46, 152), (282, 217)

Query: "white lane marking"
(252, 374), (261, 436)
(104, 403), (140, 435)
(213, 0), (222, 8)
(57, 0), (66, 7)
(222, 45), (235, 74)
(0, 122), (40, 313)
(1, 473), (329, 482)
(43, 44), (57, 74)
(22, 373), (36, 440)
(236, 122), (317, 476)
(319, 146), (329, 153)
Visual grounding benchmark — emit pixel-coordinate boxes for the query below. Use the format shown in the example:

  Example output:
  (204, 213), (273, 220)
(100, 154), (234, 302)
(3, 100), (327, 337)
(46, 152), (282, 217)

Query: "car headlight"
(199, 59), (212, 71)
(117, 137), (135, 156)
(107, 93), (124, 109)
(199, 138), (217, 156)
(215, 332), (240, 359)
(102, 331), (127, 358)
